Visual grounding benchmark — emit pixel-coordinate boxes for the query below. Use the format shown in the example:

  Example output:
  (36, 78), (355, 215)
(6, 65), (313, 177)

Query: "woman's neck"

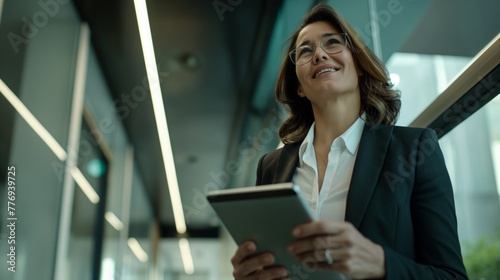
(312, 95), (361, 149)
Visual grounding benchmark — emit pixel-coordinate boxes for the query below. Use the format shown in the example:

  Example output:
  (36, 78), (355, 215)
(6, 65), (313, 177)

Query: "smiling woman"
(229, 3), (468, 280)
(276, 7), (401, 146)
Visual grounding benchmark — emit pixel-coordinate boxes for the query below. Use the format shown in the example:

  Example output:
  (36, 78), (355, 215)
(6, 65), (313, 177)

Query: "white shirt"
(292, 115), (365, 221)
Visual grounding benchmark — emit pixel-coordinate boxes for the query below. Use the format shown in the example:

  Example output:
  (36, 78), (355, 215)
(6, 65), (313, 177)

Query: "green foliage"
(463, 233), (500, 280)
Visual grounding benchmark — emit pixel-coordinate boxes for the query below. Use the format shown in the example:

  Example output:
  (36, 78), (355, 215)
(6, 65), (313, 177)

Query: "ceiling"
(70, 0), (285, 235)
(2, 0), (499, 239)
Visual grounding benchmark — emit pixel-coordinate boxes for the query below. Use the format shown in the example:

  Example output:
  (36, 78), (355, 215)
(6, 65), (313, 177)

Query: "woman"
(231, 4), (467, 280)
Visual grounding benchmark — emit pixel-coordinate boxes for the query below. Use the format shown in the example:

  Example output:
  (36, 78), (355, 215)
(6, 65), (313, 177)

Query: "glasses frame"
(289, 33), (349, 66)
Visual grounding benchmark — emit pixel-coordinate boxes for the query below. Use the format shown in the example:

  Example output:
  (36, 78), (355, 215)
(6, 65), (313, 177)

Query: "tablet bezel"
(207, 182), (306, 203)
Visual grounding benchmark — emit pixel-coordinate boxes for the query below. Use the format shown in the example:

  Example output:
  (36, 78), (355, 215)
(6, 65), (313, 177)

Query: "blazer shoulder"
(262, 146), (284, 161)
(256, 143), (301, 185)
(256, 147), (282, 186)
(389, 125), (438, 142)
(259, 145), (287, 170)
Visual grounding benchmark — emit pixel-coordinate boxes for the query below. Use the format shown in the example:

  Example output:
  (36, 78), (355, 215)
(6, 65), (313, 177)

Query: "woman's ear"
(297, 86), (305, 97)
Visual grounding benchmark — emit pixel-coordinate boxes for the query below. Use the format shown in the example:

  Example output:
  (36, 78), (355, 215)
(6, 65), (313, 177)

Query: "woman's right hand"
(231, 241), (289, 279)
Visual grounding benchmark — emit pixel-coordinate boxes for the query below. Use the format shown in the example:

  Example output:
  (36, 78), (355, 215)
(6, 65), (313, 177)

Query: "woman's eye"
(326, 38), (341, 46)
(299, 47), (313, 56)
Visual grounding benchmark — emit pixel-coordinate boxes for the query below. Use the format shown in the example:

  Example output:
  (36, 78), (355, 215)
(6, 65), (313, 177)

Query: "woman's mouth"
(313, 67), (340, 78)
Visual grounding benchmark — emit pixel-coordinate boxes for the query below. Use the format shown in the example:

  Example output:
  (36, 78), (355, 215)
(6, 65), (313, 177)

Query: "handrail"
(410, 33), (500, 131)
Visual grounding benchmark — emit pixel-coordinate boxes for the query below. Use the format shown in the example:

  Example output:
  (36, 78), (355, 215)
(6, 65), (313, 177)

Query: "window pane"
(439, 94), (500, 279)
(386, 53), (472, 126)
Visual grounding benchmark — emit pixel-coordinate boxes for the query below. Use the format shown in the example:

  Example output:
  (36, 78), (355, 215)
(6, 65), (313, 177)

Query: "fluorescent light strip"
(101, 258), (116, 280)
(105, 211), (124, 231)
(133, 0), (187, 234)
(70, 167), (100, 204)
(133, 0), (194, 274)
(0, 0), (4, 26)
(179, 238), (194, 275)
(127, 238), (149, 263)
(0, 79), (99, 205)
(0, 79), (67, 161)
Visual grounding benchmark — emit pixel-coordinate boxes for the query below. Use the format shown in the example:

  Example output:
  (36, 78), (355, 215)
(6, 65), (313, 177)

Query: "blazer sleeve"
(255, 153), (265, 185)
(384, 128), (468, 279)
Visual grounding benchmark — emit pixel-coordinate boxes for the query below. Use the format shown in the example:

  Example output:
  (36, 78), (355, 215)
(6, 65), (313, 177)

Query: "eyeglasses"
(289, 33), (348, 66)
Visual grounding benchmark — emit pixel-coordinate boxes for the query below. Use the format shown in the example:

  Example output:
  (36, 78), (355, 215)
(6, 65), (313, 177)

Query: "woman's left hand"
(287, 221), (386, 279)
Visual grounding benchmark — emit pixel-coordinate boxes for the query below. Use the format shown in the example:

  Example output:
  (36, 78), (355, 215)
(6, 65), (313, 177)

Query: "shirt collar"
(298, 123), (316, 166)
(298, 113), (366, 165)
(342, 112), (365, 155)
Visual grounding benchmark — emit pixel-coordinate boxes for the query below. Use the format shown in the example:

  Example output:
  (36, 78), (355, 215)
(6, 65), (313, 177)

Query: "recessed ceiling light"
(87, 158), (106, 177)
(179, 53), (200, 70)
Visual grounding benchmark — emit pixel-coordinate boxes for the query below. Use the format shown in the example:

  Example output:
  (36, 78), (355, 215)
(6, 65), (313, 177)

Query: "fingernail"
(265, 254), (274, 263)
(247, 243), (255, 251)
(293, 228), (301, 236)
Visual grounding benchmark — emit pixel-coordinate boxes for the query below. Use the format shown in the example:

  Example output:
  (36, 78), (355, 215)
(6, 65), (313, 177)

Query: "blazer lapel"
(272, 143), (301, 183)
(345, 124), (392, 228)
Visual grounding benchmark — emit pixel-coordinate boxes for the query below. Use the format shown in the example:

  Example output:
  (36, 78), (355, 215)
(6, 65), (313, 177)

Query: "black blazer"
(256, 124), (468, 280)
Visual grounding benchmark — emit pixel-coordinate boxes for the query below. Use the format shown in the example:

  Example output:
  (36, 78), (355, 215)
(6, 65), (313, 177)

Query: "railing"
(410, 33), (500, 137)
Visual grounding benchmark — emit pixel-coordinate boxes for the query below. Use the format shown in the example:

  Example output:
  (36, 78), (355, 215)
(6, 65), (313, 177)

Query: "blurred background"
(0, 0), (499, 279)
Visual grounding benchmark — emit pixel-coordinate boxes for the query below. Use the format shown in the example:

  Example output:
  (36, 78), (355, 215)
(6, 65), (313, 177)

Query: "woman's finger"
(294, 246), (350, 264)
(233, 252), (276, 278)
(293, 221), (350, 238)
(288, 234), (345, 256)
(246, 266), (290, 280)
(231, 241), (256, 266)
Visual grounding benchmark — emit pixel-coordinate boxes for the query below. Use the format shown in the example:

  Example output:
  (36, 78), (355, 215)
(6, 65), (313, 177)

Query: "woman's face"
(294, 21), (360, 103)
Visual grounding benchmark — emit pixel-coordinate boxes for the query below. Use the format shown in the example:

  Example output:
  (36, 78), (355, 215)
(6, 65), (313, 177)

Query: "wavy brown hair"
(276, 4), (401, 144)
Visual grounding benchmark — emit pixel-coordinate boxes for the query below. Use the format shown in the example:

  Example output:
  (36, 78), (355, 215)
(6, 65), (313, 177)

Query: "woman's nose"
(313, 46), (329, 63)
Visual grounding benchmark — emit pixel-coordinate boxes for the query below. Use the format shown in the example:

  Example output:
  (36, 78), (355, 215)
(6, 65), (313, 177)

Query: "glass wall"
(0, 1), (156, 279)
(121, 163), (155, 279)
(67, 118), (109, 280)
(387, 51), (500, 278)
(0, 1), (81, 279)
(441, 95), (500, 279)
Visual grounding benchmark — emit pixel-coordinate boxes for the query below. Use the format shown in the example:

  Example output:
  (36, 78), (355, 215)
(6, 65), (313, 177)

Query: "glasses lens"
(290, 33), (347, 65)
(322, 34), (346, 54)
(293, 46), (313, 65)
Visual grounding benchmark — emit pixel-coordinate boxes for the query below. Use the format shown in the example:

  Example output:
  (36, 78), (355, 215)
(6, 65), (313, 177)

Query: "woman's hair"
(276, 4), (401, 144)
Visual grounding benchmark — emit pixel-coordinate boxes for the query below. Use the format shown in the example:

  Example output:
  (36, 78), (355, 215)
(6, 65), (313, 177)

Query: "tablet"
(207, 183), (347, 280)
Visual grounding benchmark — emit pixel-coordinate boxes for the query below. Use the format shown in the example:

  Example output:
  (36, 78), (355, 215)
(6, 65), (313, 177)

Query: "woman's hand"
(287, 221), (386, 279)
(231, 241), (289, 280)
